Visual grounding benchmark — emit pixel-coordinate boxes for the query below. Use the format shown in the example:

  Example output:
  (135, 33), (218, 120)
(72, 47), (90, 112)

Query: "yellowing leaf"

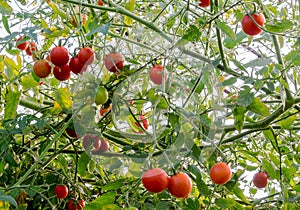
(21, 74), (39, 90)
(124, 0), (135, 25)
(4, 91), (21, 120)
(54, 88), (72, 110)
(248, 97), (270, 116)
(51, 101), (62, 114)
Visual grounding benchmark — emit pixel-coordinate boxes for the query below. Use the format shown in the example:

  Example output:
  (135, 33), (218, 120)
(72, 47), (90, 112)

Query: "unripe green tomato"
(95, 86), (108, 105)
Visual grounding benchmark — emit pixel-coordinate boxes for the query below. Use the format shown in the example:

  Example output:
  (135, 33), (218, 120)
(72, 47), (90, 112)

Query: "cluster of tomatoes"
(54, 185), (85, 210)
(82, 134), (109, 155)
(142, 162), (268, 198)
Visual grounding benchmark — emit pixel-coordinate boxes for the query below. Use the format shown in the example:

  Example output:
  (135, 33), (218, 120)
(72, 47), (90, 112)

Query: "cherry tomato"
(26, 42), (37, 56)
(16, 37), (29, 50)
(50, 46), (69, 67)
(210, 162), (232, 184)
(33, 60), (51, 78)
(253, 172), (268, 188)
(149, 65), (168, 85)
(54, 185), (68, 199)
(104, 52), (124, 73)
(100, 104), (112, 116)
(134, 115), (149, 130)
(98, 0), (104, 6)
(66, 129), (80, 138)
(199, 0), (210, 7)
(78, 47), (95, 65)
(168, 172), (192, 198)
(241, 13), (264, 36)
(95, 86), (109, 105)
(67, 199), (85, 210)
(69, 56), (87, 74)
(142, 168), (169, 193)
(92, 140), (109, 155)
(53, 64), (71, 81)
(82, 134), (101, 152)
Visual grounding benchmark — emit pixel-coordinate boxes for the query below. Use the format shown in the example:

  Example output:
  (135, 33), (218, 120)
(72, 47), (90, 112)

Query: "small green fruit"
(95, 86), (108, 105)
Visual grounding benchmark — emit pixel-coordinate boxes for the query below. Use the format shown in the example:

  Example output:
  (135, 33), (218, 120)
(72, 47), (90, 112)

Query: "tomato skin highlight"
(168, 172), (192, 198)
(69, 56), (87, 74)
(199, 0), (210, 7)
(53, 64), (71, 81)
(253, 172), (268, 188)
(78, 47), (95, 65)
(33, 60), (51, 78)
(149, 65), (168, 85)
(241, 13), (264, 36)
(210, 162), (232, 184)
(16, 37), (28, 50)
(50, 46), (70, 67)
(142, 168), (169, 193)
(104, 52), (124, 73)
(54, 185), (68, 199)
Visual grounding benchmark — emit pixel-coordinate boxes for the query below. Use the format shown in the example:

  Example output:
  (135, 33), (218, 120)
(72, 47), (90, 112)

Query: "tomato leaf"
(4, 91), (21, 120)
(78, 152), (91, 177)
(85, 192), (116, 210)
(265, 19), (294, 33)
(2, 15), (11, 34)
(0, 1), (12, 14)
(0, 193), (17, 208)
(54, 87), (72, 110)
(280, 114), (296, 129)
(102, 180), (125, 191)
(87, 23), (110, 36)
(215, 198), (235, 208)
(233, 106), (246, 132)
(237, 87), (254, 107)
(248, 97), (270, 116)
(233, 186), (250, 204)
(216, 20), (235, 39)
(124, 0), (135, 25)
(21, 75), (39, 90)
(262, 159), (277, 180)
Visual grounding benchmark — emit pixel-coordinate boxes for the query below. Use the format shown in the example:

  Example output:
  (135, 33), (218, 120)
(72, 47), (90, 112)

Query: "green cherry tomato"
(95, 86), (109, 105)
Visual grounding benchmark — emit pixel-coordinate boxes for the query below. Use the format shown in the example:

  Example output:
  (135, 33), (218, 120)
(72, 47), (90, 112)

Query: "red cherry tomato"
(210, 162), (232, 184)
(98, 0), (104, 6)
(33, 60), (52, 78)
(50, 46), (69, 67)
(69, 56), (88, 74)
(54, 185), (68, 199)
(104, 52), (124, 73)
(199, 0), (210, 7)
(241, 13), (264, 36)
(168, 172), (192, 198)
(92, 140), (109, 155)
(16, 37), (29, 50)
(67, 199), (85, 210)
(142, 168), (169, 193)
(78, 47), (95, 65)
(134, 115), (149, 130)
(53, 64), (71, 81)
(26, 42), (37, 56)
(253, 172), (268, 188)
(82, 134), (101, 152)
(149, 65), (168, 85)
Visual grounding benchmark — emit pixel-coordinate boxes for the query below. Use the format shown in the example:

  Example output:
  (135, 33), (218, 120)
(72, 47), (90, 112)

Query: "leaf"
(265, 19), (294, 33)
(168, 113), (180, 131)
(237, 87), (254, 107)
(85, 192), (117, 210)
(182, 25), (201, 42)
(261, 159), (277, 180)
(4, 56), (20, 78)
(0, 1), (12, 14)
(86, 23), (111, 36)
(196, 179), (211, 196)
(102, 180), (125, 191)
(248, 97), (270, 116)
(280, 114), (296, 129)
(78, 152), (91, 177)
(4, 91), (21, 120)
(21, 74), (39, 90)
(221, 77), (237, 86)
(285, 50), (300, 66)
(54, 88), (72, 110)
(215, 198), (235, 208)
(2, 15), (11, 34)
(244, 58), (273, 68)
(124, 0), (135, 25)
(0, 193), (17, 208)
(216, 20), (235, 39)
(293, 184), (300, 193)
(233, 106), (246, 132)
(233, 186), (250, 204)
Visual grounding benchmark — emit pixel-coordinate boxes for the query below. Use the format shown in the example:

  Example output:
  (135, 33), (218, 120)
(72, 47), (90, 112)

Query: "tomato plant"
(95, 86), (109, 105)
(25, 42), (37, 56)
(168, 172), (192, 198)
(104, 52), (124, 72)
(253, 172), (268, 188)
(82, 134), (101, 152)
(241, 13), (265, 36)
(69, 56), (87, 74)
(142, 168), (169, 193)
(50, 46), (69, 66)
(53, 64), (71, 81)
(78, 47), (95, 65)
(54, 185), (68, 199)
(16, 37), (28, 50)
(33, 60), (51, 78)
(149, 65), (168, 85)
(210, 162), (232, 185)
(199, 0), (210, 8)
(92, 140), (109, 154)
(67, 199), (85, 210)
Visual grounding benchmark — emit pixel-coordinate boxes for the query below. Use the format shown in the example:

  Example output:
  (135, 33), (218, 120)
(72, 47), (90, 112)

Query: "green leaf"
(248, 97), (270, 116)
(21, 74), (39, 90)
(0, 193), (17, 208)
(196, 179), (211, 196)
(224, 31), (246, 49)
(54, 87), (72, 110)
(215, 198), (235, 208)
(293, 184), (300, 193)
(182, 25), (201, 42)
(2, 15), (11, 34)
(4, 91), (21, 120)
(265, 19), (294, 33)
(233, 186), (250, 204)
(244, 58), (273, 68)
(168, 113), (180, 131)
(0, 1), (12, 14)
(262, 159), (277, 180)
(78, 152), (91, 177)
(237, 87), (254, 107)
(220, 77), (237, 86)
(233, 106), (246, 132)
(102, 180), (125, 191)
(85, 192), (117, 210)
(280, 114), (296, 129)
(285, 50), (300, 66)
(86, 23), (111, 36)
(216, 20), (235, 39)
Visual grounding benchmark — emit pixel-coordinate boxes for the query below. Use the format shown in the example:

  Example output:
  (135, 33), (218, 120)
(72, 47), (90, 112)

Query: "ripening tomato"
(67, 199), (85, 210)
(104, 52), (124, 72)
(149, 65), (168, 85)
(98, 0), (104, 6)
(53, 64), (71, 81)
(199, 0), (210, 7)
(210, 162), (232, 184)
(69, 56), (87, 74)
(92, 140), (109, 155)
(50, 46), (69, 66)
(78, 47), (95, 65)
(100, 103), (112, 116)
(142, 168), (169, 193)
(253, 172), (268, 188)
(168, 172), (192, 198)
(241, 13), (264, 36)
(54, 185), (68, 199)
(26, 42), (37, 56)
(82, 134), (101, 152)
(33, 60), (51, 78)
(16, 37), (29, 50)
